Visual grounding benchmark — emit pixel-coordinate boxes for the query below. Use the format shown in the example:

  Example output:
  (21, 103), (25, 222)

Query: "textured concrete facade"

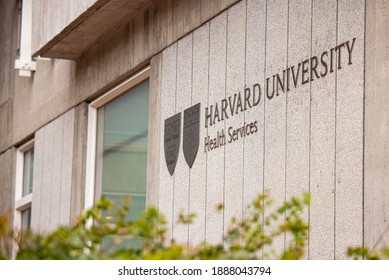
(158, 0), (365, 258)
(364, 0), (389, 250)
(32, 0), (99, 54)
(1, 0), (389, 260)
(31, 104), (88, 233)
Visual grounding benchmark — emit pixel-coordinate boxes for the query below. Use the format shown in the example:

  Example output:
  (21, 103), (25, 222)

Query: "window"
(96, 78), (149, 221)
(85, 68), (150, 224)
(14, 139), (34, 232)
(14, 0), (36, 77)
(16, 0), (22, 59)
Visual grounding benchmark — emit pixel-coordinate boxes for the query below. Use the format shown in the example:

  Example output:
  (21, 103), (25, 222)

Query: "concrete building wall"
(0, 149), (16, 220)
(158, 0), (365, 259)
(74, 0), (240, 109)
(0, 5), (18, 256)
(0, 0), (18, 153)
(12, 59), (77, 149)
(364, 0), (389, 250)
(31, 104), (87, 233)
(0, 148), (16, 258)
(1, 0), (240, 232)
(31, 109), (75, 233)
(2, 0), (389, 260)
(2, 0), (240, 157)
(32, 0), (99, 54)
(1, 0), (241, 251)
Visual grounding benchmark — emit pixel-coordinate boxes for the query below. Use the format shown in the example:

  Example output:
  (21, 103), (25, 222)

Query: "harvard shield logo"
(164, 112), (181, 175)
(183, 103), (200, 168)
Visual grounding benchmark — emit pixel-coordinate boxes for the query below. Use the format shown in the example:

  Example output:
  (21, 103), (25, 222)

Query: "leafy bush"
(347, 225), (389, 260)
(1, 191), (310, 260)
(0, 215), (12, 260)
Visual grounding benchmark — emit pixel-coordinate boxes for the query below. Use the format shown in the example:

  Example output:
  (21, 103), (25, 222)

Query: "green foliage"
(2, 192), (310, 260)
(0, 215), (12, 259)
(347, 224), (389, 260)
(347, 246), (389, 260)
(0, 216), (7, 260)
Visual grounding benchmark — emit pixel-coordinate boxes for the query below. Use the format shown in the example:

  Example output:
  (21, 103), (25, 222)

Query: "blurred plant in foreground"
(1, 192), (311, 260)
(347, 224), (389, 260)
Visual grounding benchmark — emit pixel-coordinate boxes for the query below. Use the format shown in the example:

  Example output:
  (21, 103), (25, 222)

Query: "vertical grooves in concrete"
(284, 0), (290, 250)
(262, 0), (268, 259)
(362, 0), (366, 251)
(334, 0), (338, 259)
(205, 22), (211, 242)
(308, 0), (313, 258)
(222, 10), (228, 241)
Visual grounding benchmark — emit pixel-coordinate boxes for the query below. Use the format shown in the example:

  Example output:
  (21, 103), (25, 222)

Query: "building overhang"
(33, 0), (151, 60)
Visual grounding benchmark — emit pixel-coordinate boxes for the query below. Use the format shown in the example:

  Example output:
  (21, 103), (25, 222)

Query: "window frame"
(14, 139), (34, 232)
(85, 67), (150, 212)
(14, 0), (36, 77)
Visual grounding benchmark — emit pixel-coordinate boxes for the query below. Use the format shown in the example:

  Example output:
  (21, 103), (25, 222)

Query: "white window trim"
(13, 139), (34, 232)
(14, 0), (36, 77)
(84, 66), (150, 214)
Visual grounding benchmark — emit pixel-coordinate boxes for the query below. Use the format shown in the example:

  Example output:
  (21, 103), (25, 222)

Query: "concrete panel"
(264, 0), (288, 255)
(105, 25), (131, 82)
(224, 0), (246, 233)
(0, 149), (15, 218)
(172, 0), (184, 42)
(32, 109), (76, 233)
(134, 9), (149, 67)
(200, 0), (219, 23)
(12, 59), (76, 148)
(183, 0), (201, 35)
(32, 0), (99, 53)
(5, 0), (239, 155)
(364, 0), (389, 251)
(75, 0), (238, 109)
(244, 0), (266, 213)
(200, 0), (238, 24)
(31, 127), (45, 231)
(160, 0), (174, 49)
(0, 153), (4, 216)
(48, 116), (64, 232)
(0, 0), (15, 154)
(70, 103), (88, 224)
(0, 0), (17, 110)
(335, 0), (364, 259)
(147, 54), (162, 209)
(0, 148), (15, 258)
(206, 12), (227, 244)
(159, 43), (177, 240)
(189, 23), (209, 245)
(39, 120), (54, 233)
(0, 0), (11, 106)
(285, 0), (311, 254)
(60, 110), (75, 225)
(173, 34), (192, 244)
(0, 104), (12, 153)
(286, 0), (311, 200)
(309, 0), (337, 259)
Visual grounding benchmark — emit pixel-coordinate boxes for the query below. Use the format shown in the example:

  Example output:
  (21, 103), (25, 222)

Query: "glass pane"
(96, 79), (149, 221)
(101, 235), (142, 254)
(21, 207), (31, 231)
(22, 148), (34, 196)
(104, 193), (146, 221)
